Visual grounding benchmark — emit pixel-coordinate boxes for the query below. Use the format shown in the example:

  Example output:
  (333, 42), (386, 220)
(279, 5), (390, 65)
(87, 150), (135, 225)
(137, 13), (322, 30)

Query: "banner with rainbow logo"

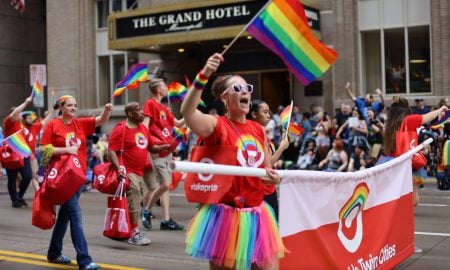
(279, 152), (414, 269)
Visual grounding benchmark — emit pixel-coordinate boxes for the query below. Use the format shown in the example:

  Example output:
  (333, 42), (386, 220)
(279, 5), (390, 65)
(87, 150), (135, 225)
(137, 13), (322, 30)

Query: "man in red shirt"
(2, 97), (33, 208)
(109, 102), (166, 245)
(141, 78), (185, 230)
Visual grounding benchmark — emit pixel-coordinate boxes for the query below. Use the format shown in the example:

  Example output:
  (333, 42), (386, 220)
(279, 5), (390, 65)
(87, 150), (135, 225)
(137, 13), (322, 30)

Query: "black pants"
(263, 189), (279, 221)
(6, 157), (32, 203)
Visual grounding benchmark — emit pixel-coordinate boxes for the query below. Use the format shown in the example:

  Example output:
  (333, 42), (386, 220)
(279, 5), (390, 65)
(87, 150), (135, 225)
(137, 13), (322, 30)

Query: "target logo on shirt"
(135, 132), (148, 149)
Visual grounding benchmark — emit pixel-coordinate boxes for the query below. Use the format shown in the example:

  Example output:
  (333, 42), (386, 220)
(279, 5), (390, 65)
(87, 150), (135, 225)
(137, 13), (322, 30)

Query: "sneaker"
(48, 255), (71, 264)
(79, 262), (101, 270)
(160, 218), (184, 231)
(414, 246), (423, 253)
(127, 232), (151, 246)
(17, 198), (28, 207)
(12, 201), (25, 208)
(141, 210), (152, 230)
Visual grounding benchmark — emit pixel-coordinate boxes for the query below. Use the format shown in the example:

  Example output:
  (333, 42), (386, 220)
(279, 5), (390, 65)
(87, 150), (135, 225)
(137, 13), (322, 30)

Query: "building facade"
(2, 0), (449, 133)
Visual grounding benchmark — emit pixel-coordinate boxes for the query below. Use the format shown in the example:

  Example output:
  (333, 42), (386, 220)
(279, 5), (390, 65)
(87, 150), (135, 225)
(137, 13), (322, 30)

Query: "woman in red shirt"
(40, 96), (112, 270)
(181, 54), (285, 270)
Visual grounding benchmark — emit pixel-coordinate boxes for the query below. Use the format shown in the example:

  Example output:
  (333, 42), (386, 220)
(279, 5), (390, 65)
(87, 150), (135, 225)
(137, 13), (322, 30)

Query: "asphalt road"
(0, 178), (449, 270)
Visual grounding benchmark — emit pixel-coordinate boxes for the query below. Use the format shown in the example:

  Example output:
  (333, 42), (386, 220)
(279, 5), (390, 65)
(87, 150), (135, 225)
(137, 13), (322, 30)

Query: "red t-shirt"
(201, 116), (267, 207)
(143, 98), (175, 145)
(3, 115), (22, 137)
(109, 121), (154, 177)
(40, 117), (96, 172)
(23, 122), (42, 156)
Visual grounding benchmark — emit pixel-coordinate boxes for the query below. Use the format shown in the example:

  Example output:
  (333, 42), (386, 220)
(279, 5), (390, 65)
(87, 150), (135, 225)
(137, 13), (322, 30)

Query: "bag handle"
(114, 179), (126, 198)
(119, 120), (126, 164)
(399, 118), (407, 132)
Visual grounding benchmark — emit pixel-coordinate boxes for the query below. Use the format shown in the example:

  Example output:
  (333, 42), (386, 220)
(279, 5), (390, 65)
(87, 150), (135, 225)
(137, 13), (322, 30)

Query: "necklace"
(226, 116), (258, 166)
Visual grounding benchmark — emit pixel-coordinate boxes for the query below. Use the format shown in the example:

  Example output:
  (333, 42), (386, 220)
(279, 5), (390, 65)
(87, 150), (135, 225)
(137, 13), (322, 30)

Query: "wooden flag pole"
(220, 0), (272, 55)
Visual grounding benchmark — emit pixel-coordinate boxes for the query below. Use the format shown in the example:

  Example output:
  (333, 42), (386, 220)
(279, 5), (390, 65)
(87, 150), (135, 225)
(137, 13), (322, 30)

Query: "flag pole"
(285, 100), (294, 140)
(220, 0), (272, 55)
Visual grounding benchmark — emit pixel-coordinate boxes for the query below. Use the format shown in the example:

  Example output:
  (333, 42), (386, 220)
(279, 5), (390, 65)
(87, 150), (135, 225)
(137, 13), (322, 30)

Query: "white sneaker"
(128, 232), (151, 246)
(414, 246), (423, 253)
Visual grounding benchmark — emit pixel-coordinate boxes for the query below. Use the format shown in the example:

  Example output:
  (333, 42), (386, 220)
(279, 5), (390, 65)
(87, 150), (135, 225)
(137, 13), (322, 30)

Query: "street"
(0, 178), (449, 270)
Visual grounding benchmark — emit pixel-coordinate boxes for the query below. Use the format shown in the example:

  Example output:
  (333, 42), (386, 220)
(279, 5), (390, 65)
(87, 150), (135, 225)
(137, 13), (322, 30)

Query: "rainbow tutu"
(185, 202), (285, 270)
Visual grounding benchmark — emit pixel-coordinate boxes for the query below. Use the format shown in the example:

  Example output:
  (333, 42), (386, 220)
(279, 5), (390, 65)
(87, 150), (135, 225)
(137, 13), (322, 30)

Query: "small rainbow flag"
(113, 63), (148, 97)
(2, 130), (32, 157)
(288, 122), (304, 137)
(168, 82), (188, 103)
(247, 0), (338, 85)
(431, 111), (450, 130)
(168, 81), (206, 107)
(31, 79), (42, 98)
(280, 103), (293, 130)
(172, 127), (187, 142)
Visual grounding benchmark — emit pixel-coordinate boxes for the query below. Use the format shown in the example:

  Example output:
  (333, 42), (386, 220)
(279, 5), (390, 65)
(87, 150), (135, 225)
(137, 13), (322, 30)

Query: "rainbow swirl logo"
(236, 134), (264, 167)
(337, 182), (370, 253)
(159, 111), (167, 120)
(65, 132), (80, 147)
(135, 132), (148, 149)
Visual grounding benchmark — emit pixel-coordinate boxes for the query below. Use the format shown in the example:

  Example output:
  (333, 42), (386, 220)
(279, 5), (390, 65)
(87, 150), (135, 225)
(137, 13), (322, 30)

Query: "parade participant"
(3, 96), (33, 208)
(141, 79), (185, 231)
(40, 95), (112, 270)
(345, 82), (385, 123)
(108, 102), (166, 245)
(22, 106), (58, 191)
(379, 96), (447, 254)
(180, 53), (285, 270)
(247, 99), (289, 219)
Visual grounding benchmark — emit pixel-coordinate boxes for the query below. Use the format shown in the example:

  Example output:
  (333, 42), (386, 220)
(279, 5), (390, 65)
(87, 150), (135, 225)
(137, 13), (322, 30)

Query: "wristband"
(193, 71), (209, 91)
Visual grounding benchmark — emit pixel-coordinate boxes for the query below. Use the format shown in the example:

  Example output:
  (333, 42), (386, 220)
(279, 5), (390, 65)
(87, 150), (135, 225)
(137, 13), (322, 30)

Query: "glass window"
(113, 54), (126, 105)
(112, 0), (122, 12)
(384, 28), (405, 94)
(98, 56), (110, 106)
(361, 31), (382, 93)
(408, 26), (431, 93)
(97, 0), (109, 28)
(127, 0), (138, 10)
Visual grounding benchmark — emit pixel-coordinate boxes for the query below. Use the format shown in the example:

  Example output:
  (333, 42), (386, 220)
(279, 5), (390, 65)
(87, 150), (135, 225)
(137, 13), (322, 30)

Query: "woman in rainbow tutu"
(180, 53), (285, 270)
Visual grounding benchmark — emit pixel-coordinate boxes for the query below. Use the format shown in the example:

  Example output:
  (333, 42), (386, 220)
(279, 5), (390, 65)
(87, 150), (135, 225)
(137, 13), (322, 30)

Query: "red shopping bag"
(0, 143), (24, 169)
(103, 181), (132, 240)
(184, 146), (237, 204)
(394, 121), (427, 170)
(92, 162), (129, 195)
(40, 155), (86, 205)
(31, 191), (56, 230)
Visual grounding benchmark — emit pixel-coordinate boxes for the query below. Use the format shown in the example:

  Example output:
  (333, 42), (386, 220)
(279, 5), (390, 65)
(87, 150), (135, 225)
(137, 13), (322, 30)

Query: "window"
(384, 28), (405, 94)
(361, 31), (382, 93)
(408, 26), (431, 93)
(97, 0), (109, 28)
(98, 56), (110, 105)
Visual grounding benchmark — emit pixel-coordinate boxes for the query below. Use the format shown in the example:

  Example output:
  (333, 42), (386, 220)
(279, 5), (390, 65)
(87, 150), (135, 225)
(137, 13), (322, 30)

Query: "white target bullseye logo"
(2, 152), (10, 158)
(197, 158), (214, 182)
(98, 175), (105, 184)
(73, 158), (81, 168)
(48, 168), (58, 179)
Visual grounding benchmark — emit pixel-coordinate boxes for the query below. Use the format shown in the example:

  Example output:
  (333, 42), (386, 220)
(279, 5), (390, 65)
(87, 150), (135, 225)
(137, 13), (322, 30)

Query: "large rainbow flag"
(247, 0), (338, 85)
(31, 79), (42, 98)
(2, 130), (32, 157)
(113, 63), (148, 97)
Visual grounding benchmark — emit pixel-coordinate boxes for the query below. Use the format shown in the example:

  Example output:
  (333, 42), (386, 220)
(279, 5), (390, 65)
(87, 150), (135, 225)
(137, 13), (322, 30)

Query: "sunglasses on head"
(224, 84), (254, 94)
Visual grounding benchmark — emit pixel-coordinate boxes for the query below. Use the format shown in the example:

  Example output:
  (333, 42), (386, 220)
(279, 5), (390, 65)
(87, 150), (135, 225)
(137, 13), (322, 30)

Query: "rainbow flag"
(280, 104), (292, 130)
(2, 130), (32, 157)
(172, 127), (187, 142)
(168, 81), (206, 107)
(31, 79), (42, 98)
(288, 122), (305, 137)
(247, 0), (338, 85)
(168, 82), (188, 103)
(431, 111), (450, 130)
(113, 63), (148, 97)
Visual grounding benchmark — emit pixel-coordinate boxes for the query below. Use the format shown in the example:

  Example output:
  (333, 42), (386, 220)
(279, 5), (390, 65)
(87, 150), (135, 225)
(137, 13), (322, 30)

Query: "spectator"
(348, 143), (370, 172)
(366, 108), (384, 159)
(412, 98), (430, 115)
(318, 139), (348, 172)
(345, 82), (385, 123)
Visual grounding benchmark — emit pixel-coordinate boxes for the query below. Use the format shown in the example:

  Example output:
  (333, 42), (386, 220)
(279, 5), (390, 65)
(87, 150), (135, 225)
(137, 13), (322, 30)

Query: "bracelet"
(193, 71), (209, 91)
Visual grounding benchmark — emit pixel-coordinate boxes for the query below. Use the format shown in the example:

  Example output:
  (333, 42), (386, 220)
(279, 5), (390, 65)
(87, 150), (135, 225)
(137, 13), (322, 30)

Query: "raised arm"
(10, 96), (32, 121)
(95, 103), (113, 127)
(345, 82), (356, 101)
(375, 88), (385, 105)
(180, 53), (223, 138)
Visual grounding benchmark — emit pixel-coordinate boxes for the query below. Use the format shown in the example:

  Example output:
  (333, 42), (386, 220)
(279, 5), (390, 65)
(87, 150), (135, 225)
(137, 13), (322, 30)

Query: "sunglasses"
(223, 84), (254, 94)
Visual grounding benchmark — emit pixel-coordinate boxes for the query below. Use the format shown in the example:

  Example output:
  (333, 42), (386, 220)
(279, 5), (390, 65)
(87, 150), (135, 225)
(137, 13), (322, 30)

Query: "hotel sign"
(109, 0), (320, 49)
